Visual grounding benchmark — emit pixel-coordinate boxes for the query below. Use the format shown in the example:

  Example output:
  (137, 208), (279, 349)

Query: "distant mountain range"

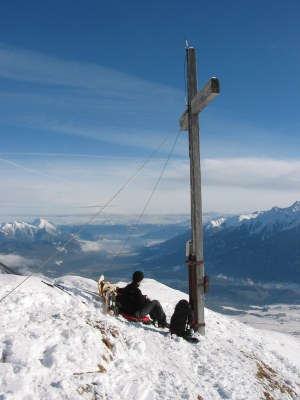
(205, 201), (300, 282)
(1, 203), (300, 306)
(0, 218), (188, 278)
(0, 219), (58, 240)
(139, 201), (300, 288)
(0, 218), (80, 276)
(132, 201), (300, 307)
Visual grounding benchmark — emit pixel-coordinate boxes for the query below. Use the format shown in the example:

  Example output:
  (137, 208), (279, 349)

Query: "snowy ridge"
(0, 219), (58, 239)
(1, 275), (300, 399)
(205, 201), (300, 237)
(0, 221), (38, 239)
(32, 218), (57, 234)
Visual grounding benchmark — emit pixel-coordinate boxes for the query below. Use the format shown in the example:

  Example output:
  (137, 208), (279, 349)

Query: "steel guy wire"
(108, 129), (181, 269)
(0, 130), (177, 303)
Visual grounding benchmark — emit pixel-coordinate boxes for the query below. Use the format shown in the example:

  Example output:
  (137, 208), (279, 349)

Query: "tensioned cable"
(0, 131), (176, 303)
(108, 129), (181, 269)
(113, 46), (189, 267)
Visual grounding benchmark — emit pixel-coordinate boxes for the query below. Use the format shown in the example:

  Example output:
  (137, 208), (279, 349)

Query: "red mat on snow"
(120, 313), (151, 323)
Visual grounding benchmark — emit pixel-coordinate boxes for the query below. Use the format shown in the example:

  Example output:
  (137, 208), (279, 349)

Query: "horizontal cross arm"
(180, 77), (220, 131)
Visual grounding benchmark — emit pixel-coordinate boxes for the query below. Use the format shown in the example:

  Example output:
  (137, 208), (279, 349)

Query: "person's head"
(132, 270), (144, 285)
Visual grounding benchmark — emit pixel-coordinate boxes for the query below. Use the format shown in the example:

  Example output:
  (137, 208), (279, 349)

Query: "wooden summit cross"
(179, 46), (220, 336)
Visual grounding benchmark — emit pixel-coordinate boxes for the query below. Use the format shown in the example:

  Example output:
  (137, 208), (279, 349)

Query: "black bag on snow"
(170, 299), (194, 337)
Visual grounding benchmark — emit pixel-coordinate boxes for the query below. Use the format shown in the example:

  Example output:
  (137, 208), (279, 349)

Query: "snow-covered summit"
(286, 200), (300, 213)
(0, 221), (38, 239)
(205, 201), (300, 237)
(32, 218), (57, 234)
(0, 219), (58, 239)
(206, 212), (260, 230)
(1, 275), (299, 399)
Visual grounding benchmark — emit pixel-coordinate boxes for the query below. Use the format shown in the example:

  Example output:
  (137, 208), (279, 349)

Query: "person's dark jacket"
(119, 282), (148, 315)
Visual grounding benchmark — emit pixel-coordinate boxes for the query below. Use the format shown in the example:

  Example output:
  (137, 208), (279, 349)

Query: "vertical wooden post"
(186, 47), (205, 335)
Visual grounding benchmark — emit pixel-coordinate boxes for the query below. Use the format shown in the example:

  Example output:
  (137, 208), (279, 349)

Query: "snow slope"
(1, 275), (300, 400)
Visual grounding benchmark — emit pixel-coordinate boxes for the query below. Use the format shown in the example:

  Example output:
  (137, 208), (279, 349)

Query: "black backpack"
(170, 299), (194, 337)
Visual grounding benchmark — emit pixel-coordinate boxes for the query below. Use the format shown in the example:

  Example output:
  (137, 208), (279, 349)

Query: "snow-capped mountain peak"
(32, 218), (57, 233)
(0, 219), (58, 239)
(0, 221), (37, 239)
(287, 200), (300, 213)
(205, 212), (260, 232)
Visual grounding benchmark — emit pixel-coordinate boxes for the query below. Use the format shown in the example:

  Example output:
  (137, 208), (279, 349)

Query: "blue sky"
(0, 0), (299, 221)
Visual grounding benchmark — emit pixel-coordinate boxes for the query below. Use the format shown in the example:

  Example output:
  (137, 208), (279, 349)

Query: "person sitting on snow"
(119, 271), (168, 328)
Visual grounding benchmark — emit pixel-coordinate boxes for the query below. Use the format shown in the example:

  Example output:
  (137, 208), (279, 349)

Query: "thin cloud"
(0, 253), (36, 270)
(0, 157), (67, 181)
(0, 152), (135, 160)
(0, 43), (181, 107)
(0, 44), (183, 154)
